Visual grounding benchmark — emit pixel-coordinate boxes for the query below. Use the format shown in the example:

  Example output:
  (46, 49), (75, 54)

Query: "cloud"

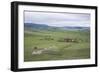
(24, 11), (90, 27)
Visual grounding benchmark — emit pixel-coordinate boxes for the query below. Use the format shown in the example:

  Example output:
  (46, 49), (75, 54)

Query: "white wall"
(0, 0), (99, 73)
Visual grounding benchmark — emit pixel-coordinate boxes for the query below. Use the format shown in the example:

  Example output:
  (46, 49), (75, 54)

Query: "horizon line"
(24, 22), (90, 27)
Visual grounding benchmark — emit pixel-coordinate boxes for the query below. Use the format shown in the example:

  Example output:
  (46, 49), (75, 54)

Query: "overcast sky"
(24, 11), (90, 27)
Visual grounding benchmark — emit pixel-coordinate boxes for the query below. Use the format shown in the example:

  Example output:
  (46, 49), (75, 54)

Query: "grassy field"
(24, 28), (90, 62)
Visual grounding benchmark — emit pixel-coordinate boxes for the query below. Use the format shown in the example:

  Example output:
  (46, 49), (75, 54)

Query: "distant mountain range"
(25, 23), (49, 29)
(60, 26), (90, 30)
(24, 23), (90, 31)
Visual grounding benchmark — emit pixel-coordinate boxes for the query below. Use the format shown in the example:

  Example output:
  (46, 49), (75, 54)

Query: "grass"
(24, 29), (90, 62)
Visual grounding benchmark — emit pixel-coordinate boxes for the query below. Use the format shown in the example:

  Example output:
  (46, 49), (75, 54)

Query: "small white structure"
(32, 46), (58, 55)
(32, 50), (43, 55)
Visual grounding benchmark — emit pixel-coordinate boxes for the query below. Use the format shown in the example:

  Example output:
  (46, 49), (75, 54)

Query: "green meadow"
(24, 28), (90, 62)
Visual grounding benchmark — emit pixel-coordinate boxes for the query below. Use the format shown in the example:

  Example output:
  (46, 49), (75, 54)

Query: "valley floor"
(24, 29), (90, 62)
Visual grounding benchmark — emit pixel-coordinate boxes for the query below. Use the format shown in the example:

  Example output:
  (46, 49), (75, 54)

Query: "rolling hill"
(24, 23), (90, 31)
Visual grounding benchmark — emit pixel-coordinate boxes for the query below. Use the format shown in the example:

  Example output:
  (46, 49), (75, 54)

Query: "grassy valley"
(24, 23), (90, 62)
